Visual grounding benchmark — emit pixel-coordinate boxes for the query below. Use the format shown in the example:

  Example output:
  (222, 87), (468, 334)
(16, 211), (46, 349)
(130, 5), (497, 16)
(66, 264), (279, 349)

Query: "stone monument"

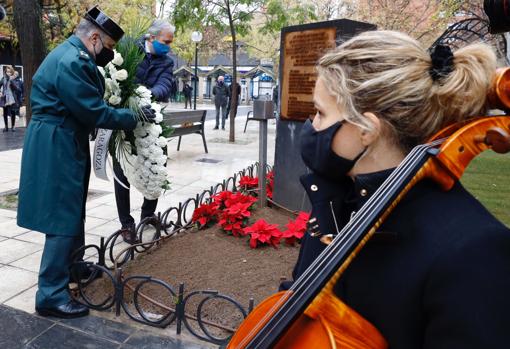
(273, 19), (376, 211)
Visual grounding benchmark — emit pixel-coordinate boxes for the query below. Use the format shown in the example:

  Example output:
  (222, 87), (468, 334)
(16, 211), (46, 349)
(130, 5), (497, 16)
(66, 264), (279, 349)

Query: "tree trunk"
(13, 0), (46, 125)
(227, 0), (236, 143)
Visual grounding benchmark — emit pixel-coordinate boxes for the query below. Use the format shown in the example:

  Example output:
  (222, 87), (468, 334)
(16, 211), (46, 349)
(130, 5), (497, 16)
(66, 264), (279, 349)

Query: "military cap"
(84, 6), (124, 42)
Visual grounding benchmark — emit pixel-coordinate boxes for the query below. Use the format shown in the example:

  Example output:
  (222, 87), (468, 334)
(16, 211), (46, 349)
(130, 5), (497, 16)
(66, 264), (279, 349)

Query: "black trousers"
(113, 161), (158, 228)
(184, 96), (191, 109)
(2, 105), (15, 129)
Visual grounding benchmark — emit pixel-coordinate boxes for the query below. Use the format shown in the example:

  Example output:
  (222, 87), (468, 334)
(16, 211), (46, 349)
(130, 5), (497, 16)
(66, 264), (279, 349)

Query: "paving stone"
(0, 304), (52, 349)
(3, 285), (37, 314)
(123, 331), (214, 349)
(10, 250), (43, 273)
(0, 265), (38, 303)
(0, 239), (42, 264)
(58, 315), (134, 344)
(0, 219), (30, 238)
(26, 323), (119, 349)
(14, 231), (46, 245)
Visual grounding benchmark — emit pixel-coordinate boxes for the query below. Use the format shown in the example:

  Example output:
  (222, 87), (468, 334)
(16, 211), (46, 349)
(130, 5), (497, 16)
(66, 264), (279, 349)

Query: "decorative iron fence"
(70, 162), (273, 345)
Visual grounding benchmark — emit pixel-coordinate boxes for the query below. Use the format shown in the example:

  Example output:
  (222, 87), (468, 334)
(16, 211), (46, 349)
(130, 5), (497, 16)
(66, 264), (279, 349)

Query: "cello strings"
(248, 141), (441, 348)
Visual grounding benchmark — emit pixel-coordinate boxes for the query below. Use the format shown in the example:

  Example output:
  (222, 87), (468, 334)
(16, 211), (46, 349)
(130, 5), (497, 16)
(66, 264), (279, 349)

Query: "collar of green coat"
(67, 34), (105, 95)
(68, 35), (91, 57)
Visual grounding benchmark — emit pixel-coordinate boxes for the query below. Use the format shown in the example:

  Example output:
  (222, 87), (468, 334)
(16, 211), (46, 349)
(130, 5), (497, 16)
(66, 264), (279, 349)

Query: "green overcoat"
(17, 35), (137, 236)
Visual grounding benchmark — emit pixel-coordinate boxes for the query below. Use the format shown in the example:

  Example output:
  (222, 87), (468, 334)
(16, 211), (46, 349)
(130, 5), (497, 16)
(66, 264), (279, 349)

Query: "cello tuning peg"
(475, 127), (510, 154)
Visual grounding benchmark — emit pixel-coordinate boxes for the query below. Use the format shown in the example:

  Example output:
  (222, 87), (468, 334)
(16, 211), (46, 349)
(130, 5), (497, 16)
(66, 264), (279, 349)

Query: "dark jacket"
(212, 82), (229, 106)
(11, 76), (24, 107)
(135, 40), (175, 102)
(182, 83), (192, 98)
(290, 170), (510, 348)
(0, 76), (22, 107)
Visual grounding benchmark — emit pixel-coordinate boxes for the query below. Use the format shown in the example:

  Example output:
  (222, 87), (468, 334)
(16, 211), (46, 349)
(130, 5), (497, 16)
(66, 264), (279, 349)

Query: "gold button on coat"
(311, 184), (318, 191)
(360, 189), (368, 196)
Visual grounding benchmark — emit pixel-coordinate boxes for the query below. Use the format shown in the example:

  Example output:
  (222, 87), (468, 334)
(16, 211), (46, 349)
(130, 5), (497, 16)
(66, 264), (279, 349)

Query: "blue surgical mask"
(152, 40), (170, 56)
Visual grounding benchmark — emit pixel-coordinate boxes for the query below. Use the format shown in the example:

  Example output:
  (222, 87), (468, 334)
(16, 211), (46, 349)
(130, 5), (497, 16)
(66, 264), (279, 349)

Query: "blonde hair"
(317, 30), (497, 151)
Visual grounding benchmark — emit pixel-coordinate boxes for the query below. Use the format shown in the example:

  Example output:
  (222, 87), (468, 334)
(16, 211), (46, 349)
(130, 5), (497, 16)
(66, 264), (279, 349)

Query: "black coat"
(289, 170), (510, 348)
(212, 82), (229, 106)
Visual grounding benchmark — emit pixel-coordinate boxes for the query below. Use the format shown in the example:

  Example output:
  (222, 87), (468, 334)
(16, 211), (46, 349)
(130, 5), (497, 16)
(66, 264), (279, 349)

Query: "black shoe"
(2, 128), (6, 132)
(213, 126), (219, 130)
(120, 225), (138, 244)
(69, 265), (102, 284)
(36, 300), (89, 319)
(11, 128), (15, 132)
(222, 127), (225, 130)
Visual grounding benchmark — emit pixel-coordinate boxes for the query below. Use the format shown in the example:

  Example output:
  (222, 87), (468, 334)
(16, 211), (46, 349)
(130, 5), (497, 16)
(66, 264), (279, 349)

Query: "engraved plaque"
(280, 27), (337, 121)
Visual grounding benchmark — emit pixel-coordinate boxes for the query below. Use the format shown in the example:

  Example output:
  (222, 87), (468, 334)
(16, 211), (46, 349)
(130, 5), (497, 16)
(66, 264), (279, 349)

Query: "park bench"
(162, 109), (208, 153)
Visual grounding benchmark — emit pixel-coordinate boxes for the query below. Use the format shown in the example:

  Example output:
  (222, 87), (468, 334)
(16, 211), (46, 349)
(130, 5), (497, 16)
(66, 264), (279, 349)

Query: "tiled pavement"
(0, 304), (211, 349)
(0, 104), (276, 347)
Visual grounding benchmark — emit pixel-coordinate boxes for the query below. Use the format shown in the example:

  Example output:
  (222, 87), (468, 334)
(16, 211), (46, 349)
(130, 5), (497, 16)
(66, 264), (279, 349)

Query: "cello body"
(227, 290), (387, 349)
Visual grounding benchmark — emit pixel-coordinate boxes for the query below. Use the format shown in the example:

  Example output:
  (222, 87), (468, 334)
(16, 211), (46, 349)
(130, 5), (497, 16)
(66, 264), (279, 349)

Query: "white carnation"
(114, 69), (128, 81)
(112, 51), (124, 66)
(108, 95), (122, 105)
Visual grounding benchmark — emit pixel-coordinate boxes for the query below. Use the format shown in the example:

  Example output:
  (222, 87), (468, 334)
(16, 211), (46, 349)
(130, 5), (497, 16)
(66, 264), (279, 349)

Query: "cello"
(227, 67), (510, 349)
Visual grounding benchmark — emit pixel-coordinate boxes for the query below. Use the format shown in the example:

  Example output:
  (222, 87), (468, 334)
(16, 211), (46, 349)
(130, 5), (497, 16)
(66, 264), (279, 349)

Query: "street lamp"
(191, 31), (203, 110)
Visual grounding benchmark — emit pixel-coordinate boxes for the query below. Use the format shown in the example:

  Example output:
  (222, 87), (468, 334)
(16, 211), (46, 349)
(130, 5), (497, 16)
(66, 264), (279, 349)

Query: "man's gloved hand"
(140, 106), (156, 123)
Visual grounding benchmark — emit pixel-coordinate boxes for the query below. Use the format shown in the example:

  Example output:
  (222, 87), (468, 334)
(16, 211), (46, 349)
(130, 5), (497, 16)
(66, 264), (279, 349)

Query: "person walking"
(182, 81), (192, 109)
(0, 66), (18, 132)
(17, 6), (156, 319)
(113, 19), (175, 244)
(10, 70), (24, 130)
(212, 75), (229, 130)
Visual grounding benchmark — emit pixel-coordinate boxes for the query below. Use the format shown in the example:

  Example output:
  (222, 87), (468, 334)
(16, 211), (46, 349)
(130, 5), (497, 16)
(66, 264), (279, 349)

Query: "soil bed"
(83, 206), (300, 334)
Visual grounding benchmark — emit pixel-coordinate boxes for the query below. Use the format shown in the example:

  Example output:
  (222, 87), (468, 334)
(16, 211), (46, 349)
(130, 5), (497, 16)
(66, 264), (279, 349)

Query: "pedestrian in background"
(10, 70), (24, 129)
(114, 18), (175, 244)
(0, 66), (19, 132)
(182, 81), (192, 109)
(212, 75), (229, 130)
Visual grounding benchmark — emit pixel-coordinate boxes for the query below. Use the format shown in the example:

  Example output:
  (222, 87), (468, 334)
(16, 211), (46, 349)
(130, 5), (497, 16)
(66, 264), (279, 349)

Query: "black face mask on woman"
(94, 37), (115, 67)
(300, 118), (366, 181)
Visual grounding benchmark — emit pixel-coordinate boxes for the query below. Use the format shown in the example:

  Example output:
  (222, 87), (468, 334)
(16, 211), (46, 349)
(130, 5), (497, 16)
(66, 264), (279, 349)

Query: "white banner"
(93, 129), (113, 181)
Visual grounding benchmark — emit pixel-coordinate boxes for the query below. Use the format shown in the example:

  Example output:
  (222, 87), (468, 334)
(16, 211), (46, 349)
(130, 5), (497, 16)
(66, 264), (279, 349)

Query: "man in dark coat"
(182, 82), (192, 109)
(113, 19), (175, 243)
(17, 7), (153, 319)
(212, 75), (229, 130)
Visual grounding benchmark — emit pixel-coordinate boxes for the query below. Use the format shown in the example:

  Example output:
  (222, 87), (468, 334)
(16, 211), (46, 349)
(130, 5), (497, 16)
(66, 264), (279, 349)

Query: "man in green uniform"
(17, 6), (155, 318)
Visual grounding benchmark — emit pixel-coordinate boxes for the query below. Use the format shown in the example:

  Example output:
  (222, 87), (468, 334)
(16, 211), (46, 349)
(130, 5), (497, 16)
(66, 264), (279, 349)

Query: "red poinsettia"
(212, 191), (233, 209)
(239, 176), (259, 190)
(225, 192), (257, 209)
(244, 219), (283, 249)
(281, 211), (310, 245)
(218, 202), (252, 236)
(192, 202), (220, 229)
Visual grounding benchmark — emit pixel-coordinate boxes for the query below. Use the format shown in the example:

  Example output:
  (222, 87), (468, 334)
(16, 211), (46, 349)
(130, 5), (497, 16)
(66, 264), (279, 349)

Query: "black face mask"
(94, 37), (115, 67)
(300, 118), (366, 181)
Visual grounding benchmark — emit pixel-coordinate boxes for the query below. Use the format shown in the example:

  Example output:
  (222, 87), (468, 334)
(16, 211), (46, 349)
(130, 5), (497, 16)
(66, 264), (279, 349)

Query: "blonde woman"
(1, 66), (18, 131)
(285, 31), (510, 347)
